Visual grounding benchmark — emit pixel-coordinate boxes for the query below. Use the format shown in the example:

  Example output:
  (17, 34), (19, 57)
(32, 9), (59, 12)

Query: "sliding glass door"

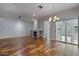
(66, 20), (72, 43)
(56, 19), (78, 45)
(56, 21), (65, 42)
(66, 19), (78, 44)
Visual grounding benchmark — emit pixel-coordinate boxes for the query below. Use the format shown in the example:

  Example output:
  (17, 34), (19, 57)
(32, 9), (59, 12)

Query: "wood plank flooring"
(0, 36), (78, 56)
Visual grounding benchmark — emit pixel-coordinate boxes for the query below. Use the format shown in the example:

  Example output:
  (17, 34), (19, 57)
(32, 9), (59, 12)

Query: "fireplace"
(31, 30), (43, 38)
(31, 30), (37, 38)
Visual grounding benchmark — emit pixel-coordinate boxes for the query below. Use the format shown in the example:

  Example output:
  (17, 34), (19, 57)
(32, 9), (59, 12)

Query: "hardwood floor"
(56, 42), (79, 56)
(0, 36), (78, 56)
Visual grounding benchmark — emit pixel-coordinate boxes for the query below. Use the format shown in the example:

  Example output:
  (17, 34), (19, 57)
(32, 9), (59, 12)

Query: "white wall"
(0, 18), (32, 39)
(38, 18), (56, 40)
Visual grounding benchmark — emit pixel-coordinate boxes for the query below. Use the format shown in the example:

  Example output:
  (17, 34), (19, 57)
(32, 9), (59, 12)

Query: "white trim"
(0, 35), (29, 39)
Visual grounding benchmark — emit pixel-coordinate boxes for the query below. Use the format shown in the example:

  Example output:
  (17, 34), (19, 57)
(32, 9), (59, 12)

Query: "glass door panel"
(66, 20), (72, 43)
(60, 21), (65, 42)
(66, 19), (78, 44)
(56, 22), (61, 41)
(56, 21), (65, 42)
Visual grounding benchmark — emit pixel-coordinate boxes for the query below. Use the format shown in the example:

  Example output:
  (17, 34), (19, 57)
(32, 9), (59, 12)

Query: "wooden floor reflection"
(0, 36), (78, 56)
(56, 42), (79, 56)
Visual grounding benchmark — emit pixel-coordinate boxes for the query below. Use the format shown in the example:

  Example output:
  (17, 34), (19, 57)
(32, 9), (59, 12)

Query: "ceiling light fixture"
(54, 16), (57, 20)
(33, 14), (36, 17)
(57, 17), (59, 20)
(49, 17), (52, 21)
(53, 19), (56, 22)
(18, 16), (22, 20)
(32, 19), (36, 21)
(49, 16), (59, 22)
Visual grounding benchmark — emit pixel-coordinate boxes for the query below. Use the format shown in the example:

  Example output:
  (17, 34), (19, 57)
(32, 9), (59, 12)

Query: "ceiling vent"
(38, 5), (43, 9)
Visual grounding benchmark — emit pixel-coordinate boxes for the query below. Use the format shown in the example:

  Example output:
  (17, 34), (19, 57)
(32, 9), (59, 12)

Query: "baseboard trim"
(56, 40), (78, 46)
(0, 35), (31, 40)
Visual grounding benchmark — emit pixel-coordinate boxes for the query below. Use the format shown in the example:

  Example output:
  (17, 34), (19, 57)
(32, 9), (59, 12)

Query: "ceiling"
(0, 3), (79, 20)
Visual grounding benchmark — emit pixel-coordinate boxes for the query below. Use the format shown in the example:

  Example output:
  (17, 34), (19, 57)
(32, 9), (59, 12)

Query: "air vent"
(38, 5), (43, 9)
